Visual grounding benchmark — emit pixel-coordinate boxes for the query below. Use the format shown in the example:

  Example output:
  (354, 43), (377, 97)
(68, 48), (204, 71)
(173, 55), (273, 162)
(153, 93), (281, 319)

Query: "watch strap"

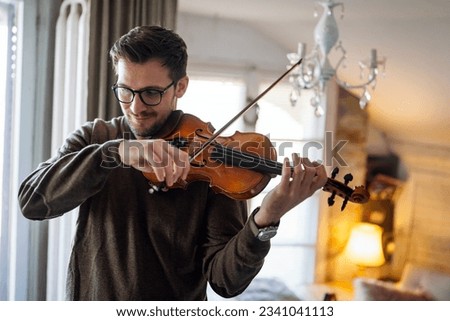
(248, 207), (280, 241)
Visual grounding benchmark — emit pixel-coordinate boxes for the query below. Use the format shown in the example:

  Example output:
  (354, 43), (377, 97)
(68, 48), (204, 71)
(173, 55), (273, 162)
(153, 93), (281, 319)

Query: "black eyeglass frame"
(111, 81), (175, 106)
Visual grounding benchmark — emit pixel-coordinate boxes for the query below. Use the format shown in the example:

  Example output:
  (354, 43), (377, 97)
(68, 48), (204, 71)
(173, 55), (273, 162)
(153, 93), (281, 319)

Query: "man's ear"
(175, 76), (189, 98)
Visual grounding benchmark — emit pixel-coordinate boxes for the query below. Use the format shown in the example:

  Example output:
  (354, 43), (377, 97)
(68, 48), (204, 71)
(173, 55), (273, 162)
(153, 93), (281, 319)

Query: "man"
(18, 26), (327, 300)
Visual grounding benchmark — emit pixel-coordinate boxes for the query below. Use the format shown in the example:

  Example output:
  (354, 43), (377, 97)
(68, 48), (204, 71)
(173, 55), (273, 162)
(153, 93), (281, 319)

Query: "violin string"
(217, 147), (352, 200)
(211, 144), (283, 175)
(212, 145), (341, 187)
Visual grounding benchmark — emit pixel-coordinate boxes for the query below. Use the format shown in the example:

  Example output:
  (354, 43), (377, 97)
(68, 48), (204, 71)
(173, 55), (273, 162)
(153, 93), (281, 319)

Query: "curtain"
(86, 0), (178, 121)
(43, 0), (177, 300)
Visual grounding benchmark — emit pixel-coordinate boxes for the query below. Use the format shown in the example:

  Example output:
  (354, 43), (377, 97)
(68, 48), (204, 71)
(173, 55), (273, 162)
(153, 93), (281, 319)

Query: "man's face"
(116, 58), (188, 139)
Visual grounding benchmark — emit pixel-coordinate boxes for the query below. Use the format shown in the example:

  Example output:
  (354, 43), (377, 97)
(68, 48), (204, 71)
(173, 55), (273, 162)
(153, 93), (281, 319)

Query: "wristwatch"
(249, 207), (279, 241)
(256, 225), (279, 241)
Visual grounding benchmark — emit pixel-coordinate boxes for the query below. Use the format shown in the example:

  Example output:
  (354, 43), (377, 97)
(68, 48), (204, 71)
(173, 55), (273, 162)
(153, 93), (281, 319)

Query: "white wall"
(177, 13), (288, 74)
(391, 140), (450, 277)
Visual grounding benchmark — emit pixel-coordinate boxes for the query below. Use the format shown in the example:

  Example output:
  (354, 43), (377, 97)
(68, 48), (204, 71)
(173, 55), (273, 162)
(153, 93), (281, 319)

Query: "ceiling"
(178, 0), (450, 148)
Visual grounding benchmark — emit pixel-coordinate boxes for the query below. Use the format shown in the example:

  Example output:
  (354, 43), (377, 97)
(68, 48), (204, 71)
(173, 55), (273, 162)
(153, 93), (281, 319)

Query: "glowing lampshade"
(345, 223), (385, 267)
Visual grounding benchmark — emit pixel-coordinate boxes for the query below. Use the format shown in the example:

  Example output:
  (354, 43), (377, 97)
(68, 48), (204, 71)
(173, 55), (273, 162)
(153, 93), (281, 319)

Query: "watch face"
(257, 228), (278, 241)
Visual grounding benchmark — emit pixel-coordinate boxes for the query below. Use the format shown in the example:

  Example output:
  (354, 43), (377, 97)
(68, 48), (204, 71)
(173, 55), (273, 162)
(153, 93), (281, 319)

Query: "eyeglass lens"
(114, 87), (163, 106)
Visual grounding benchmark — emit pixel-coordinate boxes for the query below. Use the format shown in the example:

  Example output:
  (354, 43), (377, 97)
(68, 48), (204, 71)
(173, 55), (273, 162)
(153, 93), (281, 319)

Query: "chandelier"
(287, 0), (386, 116)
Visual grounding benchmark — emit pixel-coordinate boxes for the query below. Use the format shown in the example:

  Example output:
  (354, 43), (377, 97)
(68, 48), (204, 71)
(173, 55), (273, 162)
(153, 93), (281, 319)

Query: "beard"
(128, 118), (163, 138)
(123, 96), (177, 139)
(124, 111), (154, 138)
(129, 125), (160, 139)
(125, 109), (174, 139)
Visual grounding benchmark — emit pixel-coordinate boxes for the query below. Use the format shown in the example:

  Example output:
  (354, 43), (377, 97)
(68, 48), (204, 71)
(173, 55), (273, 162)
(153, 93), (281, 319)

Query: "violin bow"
(189, 59), (303, 162)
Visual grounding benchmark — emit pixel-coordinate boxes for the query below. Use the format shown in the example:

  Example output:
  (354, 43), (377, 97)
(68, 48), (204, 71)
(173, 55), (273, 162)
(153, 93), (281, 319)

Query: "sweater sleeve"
(201, 194), (271, 298)
(18, 121), (123, 220)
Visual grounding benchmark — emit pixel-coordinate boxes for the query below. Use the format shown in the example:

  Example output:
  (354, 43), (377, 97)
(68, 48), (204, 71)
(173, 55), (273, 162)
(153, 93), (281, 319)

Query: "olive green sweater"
(18, 111), (270, 300)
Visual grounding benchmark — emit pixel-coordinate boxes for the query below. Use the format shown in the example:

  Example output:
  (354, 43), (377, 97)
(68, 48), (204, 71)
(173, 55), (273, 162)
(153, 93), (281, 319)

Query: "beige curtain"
(86, 0), (178, 120)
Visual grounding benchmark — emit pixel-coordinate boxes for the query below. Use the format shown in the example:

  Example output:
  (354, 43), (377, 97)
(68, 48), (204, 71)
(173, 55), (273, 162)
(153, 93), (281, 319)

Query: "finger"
(290, 154), (306, 189)
(302, 157), (316, 169)
(300, 158), (316, 186)
(311, 160), (323, 168)
(180, 153), (191, 180)
(149, 153), (167, 183)
(163, 149), (179, 187)
(292, 153), (304, 177)
(168, 146), (191, 184)
(311, 163), (328, 190)
(151, 165), (166, 182)
(146, 140), (171, 183)
(280, 157), (291, 189)
(302, 158), (326, 189)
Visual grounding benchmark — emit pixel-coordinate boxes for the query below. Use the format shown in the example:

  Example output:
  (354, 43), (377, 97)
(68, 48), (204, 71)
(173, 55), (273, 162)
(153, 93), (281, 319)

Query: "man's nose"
(129, 95), (147, 114)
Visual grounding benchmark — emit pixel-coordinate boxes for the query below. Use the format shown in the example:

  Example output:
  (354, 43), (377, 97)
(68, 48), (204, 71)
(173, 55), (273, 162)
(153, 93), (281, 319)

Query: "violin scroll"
(322, 167), (370, 211)
(349, 186), (371, 204)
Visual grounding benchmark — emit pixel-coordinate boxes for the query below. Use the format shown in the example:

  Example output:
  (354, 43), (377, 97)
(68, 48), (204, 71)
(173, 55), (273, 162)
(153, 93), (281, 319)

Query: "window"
(0, 3), (13, 237)
(0, 0), (19, 300)
(177, 75), (246, 135)
(0, 4), (6, 240)
(250, 81), (325, 295)
(179, 71), (325, 299)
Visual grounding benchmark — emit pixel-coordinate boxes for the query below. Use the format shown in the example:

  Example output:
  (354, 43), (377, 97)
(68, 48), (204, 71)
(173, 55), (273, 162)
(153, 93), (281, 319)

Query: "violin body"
(142, 113), (370, 209)
(143, 113), (278, 199)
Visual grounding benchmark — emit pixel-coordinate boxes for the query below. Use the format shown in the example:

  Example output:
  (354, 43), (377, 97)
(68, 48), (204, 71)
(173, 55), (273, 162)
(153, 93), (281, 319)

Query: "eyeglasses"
(111, 81), (175, 106)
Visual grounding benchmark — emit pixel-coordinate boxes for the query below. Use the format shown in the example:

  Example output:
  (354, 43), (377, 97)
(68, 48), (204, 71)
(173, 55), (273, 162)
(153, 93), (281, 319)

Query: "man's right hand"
(118, 139), (191, 187)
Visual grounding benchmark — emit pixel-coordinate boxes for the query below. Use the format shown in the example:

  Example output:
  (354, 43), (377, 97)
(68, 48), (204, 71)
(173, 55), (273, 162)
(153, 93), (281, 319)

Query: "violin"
(143, 113), (369, 211)
(142, 59), (370, 211)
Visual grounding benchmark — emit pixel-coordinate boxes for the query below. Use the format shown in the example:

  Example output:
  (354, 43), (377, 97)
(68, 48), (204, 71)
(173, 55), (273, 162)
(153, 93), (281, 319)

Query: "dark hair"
(109, 26), (188, 82)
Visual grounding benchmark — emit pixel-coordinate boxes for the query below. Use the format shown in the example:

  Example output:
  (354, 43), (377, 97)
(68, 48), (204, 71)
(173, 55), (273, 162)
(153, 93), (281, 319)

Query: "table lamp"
(345, 222), (385, 275)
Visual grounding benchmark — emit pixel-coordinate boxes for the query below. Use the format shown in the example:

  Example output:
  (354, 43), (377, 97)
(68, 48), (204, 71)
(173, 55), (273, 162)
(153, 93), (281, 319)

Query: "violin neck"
(211, 144), (283, 176)
(210, 144), (368, 209)
(211, 144), (339, 190)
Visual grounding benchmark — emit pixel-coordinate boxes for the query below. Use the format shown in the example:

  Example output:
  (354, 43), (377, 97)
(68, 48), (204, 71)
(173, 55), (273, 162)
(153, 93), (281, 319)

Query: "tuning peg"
(328, 191), (336, 206)
(341, 197), (349, 211)
(331, 167), (339, 179)
(343, 173), (353, 185)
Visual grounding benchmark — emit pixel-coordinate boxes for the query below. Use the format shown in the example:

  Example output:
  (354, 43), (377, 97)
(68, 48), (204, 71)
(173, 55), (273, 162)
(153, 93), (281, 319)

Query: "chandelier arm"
(296, 54), (322, 89)
(298, 77), (321, 90)
(333, 51), (346, 72)
(335, 70), (377, 90)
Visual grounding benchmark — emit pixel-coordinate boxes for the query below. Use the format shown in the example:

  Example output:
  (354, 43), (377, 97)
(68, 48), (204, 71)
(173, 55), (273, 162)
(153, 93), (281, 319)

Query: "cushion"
(207, 278), (300, 301)
(399, 263), (450, 301)
(353, 278), (432, 301)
